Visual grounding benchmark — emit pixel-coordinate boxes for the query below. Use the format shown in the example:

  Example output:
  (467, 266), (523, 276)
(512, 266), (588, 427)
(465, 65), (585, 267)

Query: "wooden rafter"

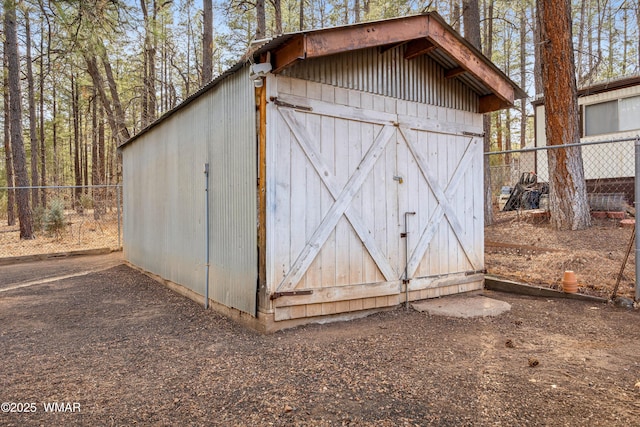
(271, 36), (306, 73)
(478, 94), (512, 114)
(444, 67), (466, 79)
(379, 41), (408, 54)
(403, 38), (437, 60)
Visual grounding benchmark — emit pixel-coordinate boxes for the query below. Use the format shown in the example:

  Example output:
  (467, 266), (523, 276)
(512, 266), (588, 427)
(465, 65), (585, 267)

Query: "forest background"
(0, 0), (639, 235)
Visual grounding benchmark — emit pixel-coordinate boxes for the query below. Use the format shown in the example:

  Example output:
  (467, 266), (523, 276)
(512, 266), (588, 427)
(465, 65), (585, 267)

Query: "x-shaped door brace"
(398, 127), (481, 277)
(276, 108), (398, 293)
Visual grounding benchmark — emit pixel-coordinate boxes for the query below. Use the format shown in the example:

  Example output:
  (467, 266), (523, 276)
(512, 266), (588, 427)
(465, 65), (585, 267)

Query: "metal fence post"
(633, 135), (640, 301)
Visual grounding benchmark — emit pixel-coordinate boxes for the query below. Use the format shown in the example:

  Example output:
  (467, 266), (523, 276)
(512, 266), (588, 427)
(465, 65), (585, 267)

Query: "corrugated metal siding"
(207, 67), (257, 315)
(123, 65), (257, 315)
(123, 104), (207, 296)
(282, 46), (479, 112)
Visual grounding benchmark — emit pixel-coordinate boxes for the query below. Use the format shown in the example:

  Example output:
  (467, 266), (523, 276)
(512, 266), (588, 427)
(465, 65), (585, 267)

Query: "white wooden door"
(396, 124), (483, 282)
(267, 77), (483, 316)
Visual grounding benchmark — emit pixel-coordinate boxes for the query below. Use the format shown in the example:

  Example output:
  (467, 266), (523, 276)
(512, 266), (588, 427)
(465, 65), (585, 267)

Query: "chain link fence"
(490, 137), (637, 213)
(0, 185), (122, 259)
(486, 136), (639, 301)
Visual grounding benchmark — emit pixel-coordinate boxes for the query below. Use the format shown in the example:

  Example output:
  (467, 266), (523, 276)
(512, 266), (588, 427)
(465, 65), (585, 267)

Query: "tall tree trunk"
(462, 0), (480, 47)
(92, 88), (101, 219)
(503, 47), (511, 165)
(140, 0), (158, 125)
(98, 99), (106, 213)
(149, 1), (157, 121)
(596, 0), (604, 77)
(140, 0), (149, 126)
(4, 0), (34, 239)
(85, 54), (119, 145)
(519, 7), (527, 151)
(185, 6), (191, 95)
(622, 6), (628, 75)
(299, 0), (304, 30)
(202, 0), (213, 84)
(271, 0), (282, 34)
(587, 0), (594, 82)
(576, 0), (587, 83)
(538, 0), (591, 230)
(452, 0), (461, 32)
(39, 16), (46, 208)
(25, 12), (40, 209)
(52, 78), (58, 186)
(256, 0), (266, 39)
(3, 42), (16, 226)
(83, 115), (88, 190)
(159, 15), (164, 114)
(496, 114), (502, 151)
(68, 102), (72, 182)
(72, 74), (83, 213)
(607, 1), (614, 77)
(102, 55), (130, 144)
(343, 0), (348, 24)
(354, 0), (360, 23)
(505, 109), (511, 163)
(532, 1), (542, 95)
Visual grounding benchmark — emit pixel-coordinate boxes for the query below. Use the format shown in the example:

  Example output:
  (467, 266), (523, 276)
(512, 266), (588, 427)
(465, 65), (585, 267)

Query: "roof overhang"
(253, 12), (526, 113)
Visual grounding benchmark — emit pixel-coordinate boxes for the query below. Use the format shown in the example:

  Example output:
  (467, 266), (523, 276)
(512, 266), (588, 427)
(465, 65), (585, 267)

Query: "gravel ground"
(1, 260), (639, 426)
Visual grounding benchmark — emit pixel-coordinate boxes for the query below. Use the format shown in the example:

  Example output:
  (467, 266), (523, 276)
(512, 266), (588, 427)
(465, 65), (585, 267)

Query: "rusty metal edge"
(484, 275), (608, 303)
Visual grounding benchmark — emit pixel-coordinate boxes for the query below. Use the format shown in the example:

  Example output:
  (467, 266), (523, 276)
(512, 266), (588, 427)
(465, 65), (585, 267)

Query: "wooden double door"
(267, 77), (483, 316)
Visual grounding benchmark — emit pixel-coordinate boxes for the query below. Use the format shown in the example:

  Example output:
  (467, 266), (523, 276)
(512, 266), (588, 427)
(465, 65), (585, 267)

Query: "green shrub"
(45, 199), (66, 237)
(80, 194), (93, 210)
(33, 205), (46, 232)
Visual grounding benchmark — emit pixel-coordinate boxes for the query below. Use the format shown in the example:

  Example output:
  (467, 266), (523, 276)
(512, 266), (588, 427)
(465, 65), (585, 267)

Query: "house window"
(584, 95), (640, 136)
(584, 100), (618, 136)
(619, 95), (640, 132)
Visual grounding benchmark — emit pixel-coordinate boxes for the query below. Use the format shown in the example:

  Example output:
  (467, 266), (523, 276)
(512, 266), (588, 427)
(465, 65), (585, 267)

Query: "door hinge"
(462, 131), (485, 137)
(270, 97), (312, 111)
(270, 290), (313, 300)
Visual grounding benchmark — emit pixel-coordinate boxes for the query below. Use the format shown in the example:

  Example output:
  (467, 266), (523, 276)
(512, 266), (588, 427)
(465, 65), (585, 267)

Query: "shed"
(120, 12), (525, 332)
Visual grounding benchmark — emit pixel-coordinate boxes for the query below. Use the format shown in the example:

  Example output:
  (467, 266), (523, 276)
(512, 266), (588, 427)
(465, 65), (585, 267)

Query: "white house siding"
(535, 84), (640, 183)
(123, 67), (257, 315)
(266, 75), (484, 321)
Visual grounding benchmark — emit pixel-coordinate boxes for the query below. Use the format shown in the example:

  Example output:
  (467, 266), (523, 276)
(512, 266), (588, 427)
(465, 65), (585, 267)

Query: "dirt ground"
(0, 212), (120, 258)
(1, 256), (639, 426)
(486, 211), (637, 300)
